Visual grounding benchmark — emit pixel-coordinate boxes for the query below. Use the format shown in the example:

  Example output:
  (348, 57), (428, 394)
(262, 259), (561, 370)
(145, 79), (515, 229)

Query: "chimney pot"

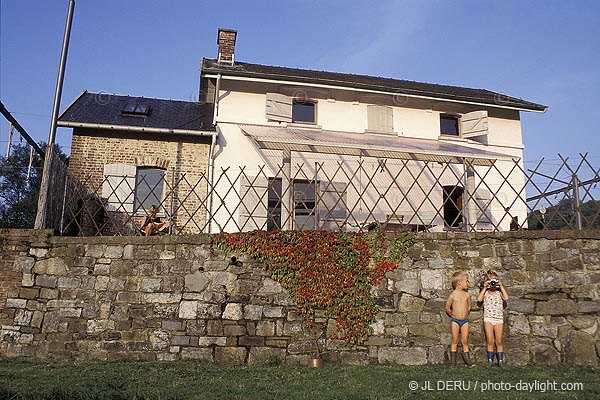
(217, 28), (237, 65)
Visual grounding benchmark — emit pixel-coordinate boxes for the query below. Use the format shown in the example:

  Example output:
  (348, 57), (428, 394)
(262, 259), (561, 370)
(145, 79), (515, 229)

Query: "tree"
(0, 142), (68, 228)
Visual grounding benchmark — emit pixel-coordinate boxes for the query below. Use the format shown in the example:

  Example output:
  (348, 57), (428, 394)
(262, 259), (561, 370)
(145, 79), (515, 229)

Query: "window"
(367, 105), (393, 133)
(267, 178), (316, 231)
(292, 100), (316, 124)
(265, 93), (317, 124)
(440, 115), (459, 136)
(443, 185), (463, 229)
(122, 103), (151, 116)
(134, 167), (165, 213)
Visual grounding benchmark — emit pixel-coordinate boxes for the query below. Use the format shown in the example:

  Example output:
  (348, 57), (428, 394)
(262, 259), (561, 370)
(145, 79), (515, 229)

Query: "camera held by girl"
(477, 270), (509, 367)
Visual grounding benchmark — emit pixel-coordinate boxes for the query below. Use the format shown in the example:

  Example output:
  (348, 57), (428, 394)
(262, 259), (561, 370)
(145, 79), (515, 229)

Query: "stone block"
(251, 320), (275, 337)
(224, 325), (246, 336)
(531, 324), (558, 338)
(247, 347), (286, 366)
(184, 320), (205, 336)
(184, 272), (209, 292)
(428, 345), (447, 364)
(566, 315), (596, 329)
(14, 309), (33, 326)
(171, 335), (190, 346)
(178, 301), (198, 319)
(107, 278), (125, 291)
(35, 275), (57, 288)
(507, 299), (535, 314)
(578, 301), (600, 313)
(141, 278), (162, 292)
(394, 279), (419, 295)
(215, 347), (247, 365)
(181, 347), (212, 360)
(14, 256), (35, 273)
(536, 299), (578, 315)
(420, 270), (443, 290)
(378, 347), (427, 365)
(257, 278), (284, 294)
(222, 303), (243, 320)
(244, 305), (263, 320)
(408, 324), (438, 338)
(562, 330), (598, 366)
(149, 330), (170, 350)
(142, 293), (182, 304)
(198, 336), (226, 346)
(5, 298), (27, 309)
(239, 336), (265, 347)
(398, 294), (425, 312)
(104, 245), (123, 258)
(57, 277), (81, 289)
(263, 306), (283, 318)
(508, 314), (530, 335)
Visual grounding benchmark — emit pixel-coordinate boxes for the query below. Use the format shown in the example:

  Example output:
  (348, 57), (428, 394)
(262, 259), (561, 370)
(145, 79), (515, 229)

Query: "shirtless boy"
(445, 271), (474, 366)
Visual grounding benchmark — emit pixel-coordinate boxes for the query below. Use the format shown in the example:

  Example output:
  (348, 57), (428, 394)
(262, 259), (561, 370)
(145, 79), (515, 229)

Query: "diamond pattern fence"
(48, 153), (599, 236)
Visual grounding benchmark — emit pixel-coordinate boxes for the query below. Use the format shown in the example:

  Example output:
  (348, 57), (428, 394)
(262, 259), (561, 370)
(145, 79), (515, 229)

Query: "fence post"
(572, 173), (582, 230)
(282, 149), (292, 230)
(59, 175), (69, 236)
(169, 167), (176, 234)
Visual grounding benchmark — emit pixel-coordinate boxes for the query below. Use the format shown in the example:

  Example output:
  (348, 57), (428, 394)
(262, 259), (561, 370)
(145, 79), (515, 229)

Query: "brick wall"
(69, 128), (212, 232)
(1, 229), (599, 366)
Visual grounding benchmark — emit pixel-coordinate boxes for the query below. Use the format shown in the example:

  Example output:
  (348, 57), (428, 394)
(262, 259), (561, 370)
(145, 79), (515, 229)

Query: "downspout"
(207, 73), (222, 234)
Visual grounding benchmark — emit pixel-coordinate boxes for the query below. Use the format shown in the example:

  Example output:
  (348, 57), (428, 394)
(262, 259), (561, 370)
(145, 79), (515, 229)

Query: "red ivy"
(214, 230), (412, 344)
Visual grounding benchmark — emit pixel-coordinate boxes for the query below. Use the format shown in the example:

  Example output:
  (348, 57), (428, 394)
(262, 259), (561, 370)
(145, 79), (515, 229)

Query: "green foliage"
(0, 142), (67, 228)
(214, 230), (413, 344)
(528, 198), (600, 230)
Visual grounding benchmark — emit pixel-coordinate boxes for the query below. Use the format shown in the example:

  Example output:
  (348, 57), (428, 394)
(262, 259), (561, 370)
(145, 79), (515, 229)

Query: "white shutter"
(265, 93), (292, 122)
(102, 164), (136, 213)
(461, 110), (488, 138)
(319, 181), (347, 230)
(475, 188), (493, 227)
(367, 105), (393, 133)
(238, 175), (269, 231)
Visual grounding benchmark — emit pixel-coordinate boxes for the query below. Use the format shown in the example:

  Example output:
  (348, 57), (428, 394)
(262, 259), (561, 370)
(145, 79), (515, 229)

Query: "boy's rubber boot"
(461, 351), (475, 367)
(451, 351), (457, 367)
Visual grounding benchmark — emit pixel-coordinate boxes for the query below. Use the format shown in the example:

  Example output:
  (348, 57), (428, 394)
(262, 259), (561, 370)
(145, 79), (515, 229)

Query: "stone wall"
(1, 229), (599, 366)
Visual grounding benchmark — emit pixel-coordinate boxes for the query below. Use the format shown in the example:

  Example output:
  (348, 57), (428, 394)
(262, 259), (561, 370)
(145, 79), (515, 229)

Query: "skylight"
(122, 103), (150, 116)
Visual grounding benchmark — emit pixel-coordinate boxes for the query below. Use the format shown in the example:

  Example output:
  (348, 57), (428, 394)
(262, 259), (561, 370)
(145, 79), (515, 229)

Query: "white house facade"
(200, 29), (547, 233)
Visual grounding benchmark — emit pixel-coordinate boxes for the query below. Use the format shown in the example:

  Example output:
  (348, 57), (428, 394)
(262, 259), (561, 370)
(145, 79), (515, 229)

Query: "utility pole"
(35, 0), (75, 229)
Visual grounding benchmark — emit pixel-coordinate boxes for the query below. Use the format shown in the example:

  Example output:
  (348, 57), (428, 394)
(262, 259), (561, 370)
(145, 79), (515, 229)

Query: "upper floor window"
(367, 105), (393, 133)
(440, 114), (459, 136)
(292, 100), (316, 124)
(265, 93), (317, 124)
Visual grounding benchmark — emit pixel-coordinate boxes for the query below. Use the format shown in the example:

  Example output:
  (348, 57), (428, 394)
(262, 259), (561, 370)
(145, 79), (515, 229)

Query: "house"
(58, 28), (546, 235)
(199, 29), (547, 233)
(57, 92), (215, 234)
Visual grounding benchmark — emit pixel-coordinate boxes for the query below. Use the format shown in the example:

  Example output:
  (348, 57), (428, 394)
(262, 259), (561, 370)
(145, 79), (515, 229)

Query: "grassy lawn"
(0, 358), (598, 400)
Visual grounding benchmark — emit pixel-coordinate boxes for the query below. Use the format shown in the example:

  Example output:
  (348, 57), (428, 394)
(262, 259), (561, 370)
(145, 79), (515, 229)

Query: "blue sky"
(1, 0), (599, 167)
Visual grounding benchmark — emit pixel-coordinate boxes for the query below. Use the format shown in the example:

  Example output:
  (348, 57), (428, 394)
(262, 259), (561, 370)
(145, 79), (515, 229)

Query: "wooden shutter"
(367, 105), (393, 133)
(318, 181), (347, 230)
(102, 164), (136, 213)
(238, 175), (269, 231)
(475, 188), (493, 227)
(461, 110), (488, 138)
(265, 93), (292, 122)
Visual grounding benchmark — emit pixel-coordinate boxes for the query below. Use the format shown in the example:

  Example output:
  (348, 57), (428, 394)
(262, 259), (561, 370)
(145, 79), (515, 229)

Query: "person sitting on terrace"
(140, 205), (172, 236)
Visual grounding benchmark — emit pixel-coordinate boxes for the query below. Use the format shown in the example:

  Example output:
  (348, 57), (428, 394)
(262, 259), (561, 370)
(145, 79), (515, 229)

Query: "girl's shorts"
(484, 317), (504, 326)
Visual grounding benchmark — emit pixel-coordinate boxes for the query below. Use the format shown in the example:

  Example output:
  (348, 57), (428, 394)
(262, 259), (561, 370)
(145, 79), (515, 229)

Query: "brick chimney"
(217, 28), (237, 65)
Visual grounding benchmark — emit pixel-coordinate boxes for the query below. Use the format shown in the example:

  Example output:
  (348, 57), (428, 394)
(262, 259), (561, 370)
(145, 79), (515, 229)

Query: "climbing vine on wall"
(214, 230), (413, 344)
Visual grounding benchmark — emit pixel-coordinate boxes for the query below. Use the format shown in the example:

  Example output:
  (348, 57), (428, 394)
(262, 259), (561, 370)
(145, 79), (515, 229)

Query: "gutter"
(57, 121), (216, 137)
(203, 73), (548, 114)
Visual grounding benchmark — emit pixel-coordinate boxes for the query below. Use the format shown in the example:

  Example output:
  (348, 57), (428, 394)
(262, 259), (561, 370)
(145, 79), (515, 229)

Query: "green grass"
(0, 358), (598, 400)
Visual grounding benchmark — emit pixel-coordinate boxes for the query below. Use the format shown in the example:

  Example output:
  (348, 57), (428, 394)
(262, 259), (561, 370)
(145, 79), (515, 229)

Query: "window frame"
(133, 166), (166, 215)
(291, 99), (317, 125)
(440, 114), (460, 137)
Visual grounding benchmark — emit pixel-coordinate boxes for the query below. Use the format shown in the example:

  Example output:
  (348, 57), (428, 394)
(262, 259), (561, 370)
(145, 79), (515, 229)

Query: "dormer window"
(122, 103), (151, 116)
